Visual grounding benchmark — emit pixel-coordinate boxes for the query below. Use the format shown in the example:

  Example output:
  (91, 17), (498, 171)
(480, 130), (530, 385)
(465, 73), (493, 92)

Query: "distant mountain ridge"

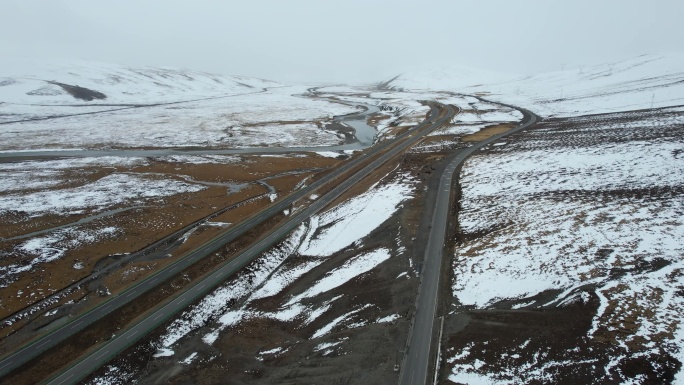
(0, 57), (282, 105)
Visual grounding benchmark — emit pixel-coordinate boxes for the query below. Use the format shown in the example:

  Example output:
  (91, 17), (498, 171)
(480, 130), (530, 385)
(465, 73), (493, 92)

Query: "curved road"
(0, 103), (457, 384)
(398, 100), (538, 385)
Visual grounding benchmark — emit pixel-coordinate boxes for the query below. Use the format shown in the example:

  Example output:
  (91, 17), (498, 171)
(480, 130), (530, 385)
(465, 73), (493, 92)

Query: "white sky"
(1, 0), (682, 84)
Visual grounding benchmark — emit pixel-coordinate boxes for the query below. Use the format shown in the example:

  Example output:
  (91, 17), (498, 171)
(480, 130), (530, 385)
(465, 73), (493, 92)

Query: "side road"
(399, 98), (538, 385)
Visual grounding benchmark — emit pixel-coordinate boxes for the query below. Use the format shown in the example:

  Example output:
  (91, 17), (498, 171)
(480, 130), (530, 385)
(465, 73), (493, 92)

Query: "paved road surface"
(29, 104), (457, 385)
(398, 101), (538, 385)
(0, 102), (444, 380)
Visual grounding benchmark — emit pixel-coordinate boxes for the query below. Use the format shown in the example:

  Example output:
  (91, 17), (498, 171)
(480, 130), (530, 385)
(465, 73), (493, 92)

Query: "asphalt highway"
(398, 102), (538, 385)
(1, 103), (458, 384)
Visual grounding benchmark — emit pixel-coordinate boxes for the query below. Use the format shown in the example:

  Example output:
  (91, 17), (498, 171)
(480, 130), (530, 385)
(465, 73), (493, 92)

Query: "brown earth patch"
(461, 124), (514, 142)
(133, 155), (340, 182)
(0, 156), (334, 350)
(458, 109), (479, 115)
(380, 125), (413, 140)
(417, 136), (451, 146)
(411, 135), (465, 154)
(441, 301), (599, 384)
(0, 185), (268, 345)
(2, 204), (296, 385)
(264, 172), (317, 197)
(441, 298), (680, 384)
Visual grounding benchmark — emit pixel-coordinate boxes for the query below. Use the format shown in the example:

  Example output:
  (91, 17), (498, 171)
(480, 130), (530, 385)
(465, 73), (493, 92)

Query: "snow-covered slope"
(0, 85), (358, 150)
(0, 57), (281, 105)
(386, 53), (684, 117)
(380, 64), (515, 91)
(0, 59), (362, 151)
(447, 106), (684, 384)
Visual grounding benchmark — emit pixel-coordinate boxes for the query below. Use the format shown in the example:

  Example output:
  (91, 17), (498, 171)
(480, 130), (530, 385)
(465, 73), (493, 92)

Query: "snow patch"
(299, 178), (415, 257)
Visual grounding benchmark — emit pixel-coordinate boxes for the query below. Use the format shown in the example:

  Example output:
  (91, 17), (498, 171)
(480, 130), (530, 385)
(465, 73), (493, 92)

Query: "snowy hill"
(379, 64), (515, 91)
(0, 59), (363, 151)
(0, 57), (282, 105)
(385, 53), (684, 117)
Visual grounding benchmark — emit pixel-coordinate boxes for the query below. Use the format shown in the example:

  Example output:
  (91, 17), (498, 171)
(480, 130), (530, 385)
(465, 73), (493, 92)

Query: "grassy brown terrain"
(461, 123), (514, 142)
(0, 155), (342, 354)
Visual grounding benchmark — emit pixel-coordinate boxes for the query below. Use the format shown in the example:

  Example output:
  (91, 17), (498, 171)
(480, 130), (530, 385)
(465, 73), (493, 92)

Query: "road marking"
(126, 330), (138, 339)
(0, 360), (13, 370)
(153, 313), (163, 321)
(35, 339), (52, 349)
(72, 320), (84, 328)
(94, 350), (109, 361)
(55, 373), (73, 385)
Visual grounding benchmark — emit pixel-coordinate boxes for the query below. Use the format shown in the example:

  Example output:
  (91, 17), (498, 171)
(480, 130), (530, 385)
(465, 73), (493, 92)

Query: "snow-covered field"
(160, 173), (415, 351)
(0, 57), (279, 107)
(298, 179), (414, 257)
(0, 86), (359, 150)
(0, 156), (214, 287)
(0, 59), (361, 150)
(447, 106), (684, 383)
(386, 53), (684, 118)
(431, 95), (523, 137)
(0, 155), (245, 216)
(0, 173), (204, 218)
(1, 226), (120, 288)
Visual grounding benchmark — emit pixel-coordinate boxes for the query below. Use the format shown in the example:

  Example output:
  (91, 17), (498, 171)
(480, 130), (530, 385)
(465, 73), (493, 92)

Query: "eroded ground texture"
(445, 106), (684, 384)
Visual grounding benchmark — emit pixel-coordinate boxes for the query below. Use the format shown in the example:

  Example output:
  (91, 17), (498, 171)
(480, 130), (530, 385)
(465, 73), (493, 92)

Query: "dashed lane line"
(94, 350), (109, 361)
(54, 373), (73, 385)
(34, 339), (52, 350)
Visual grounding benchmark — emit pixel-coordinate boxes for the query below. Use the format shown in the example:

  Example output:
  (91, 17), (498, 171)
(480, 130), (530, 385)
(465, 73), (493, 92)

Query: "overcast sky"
(1, 0), (682, 84)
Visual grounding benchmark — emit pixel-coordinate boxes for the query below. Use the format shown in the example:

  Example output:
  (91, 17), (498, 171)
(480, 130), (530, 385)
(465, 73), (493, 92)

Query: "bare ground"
(0, 155), (342, 358)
